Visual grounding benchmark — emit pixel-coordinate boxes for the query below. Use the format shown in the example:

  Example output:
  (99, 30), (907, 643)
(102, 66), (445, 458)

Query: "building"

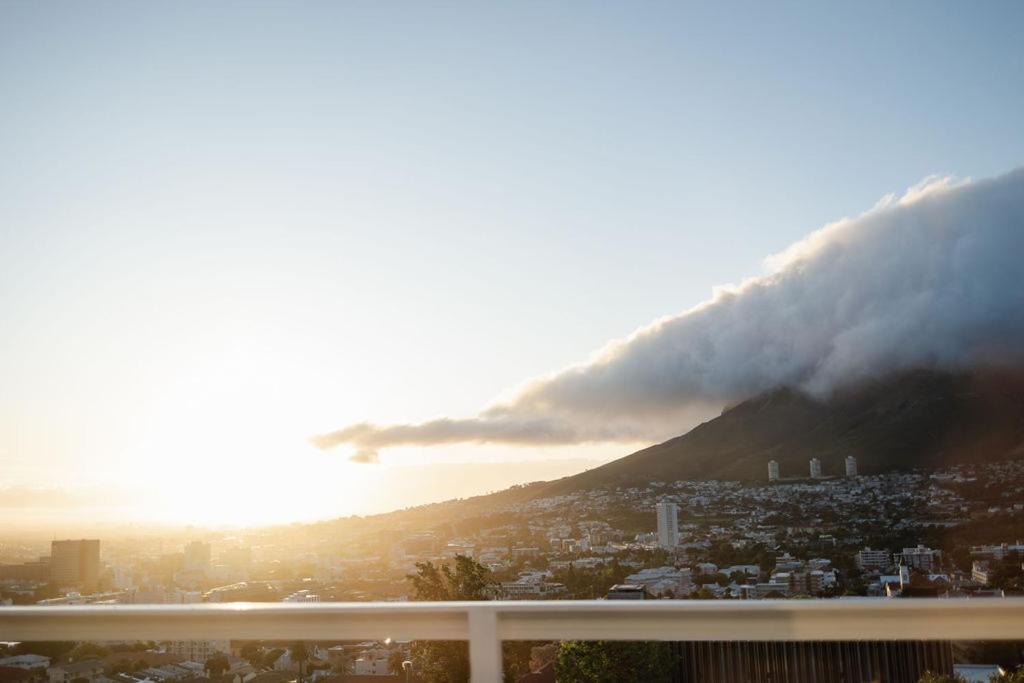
(739, 581), (791, 599)
(500, 571), (566, 599)
(900, 545), (941, 572)
(606, 584), (646, 600)
(808, 570), (825, 595)
(50, 539), (100, 589)
(167, 640), (229, 663)
(856, 548), (892, 572)
(656, 501), (679, 548)
(0, 557), (50, 582)
(845, 455), (858, 477)
(809, 458), (823, 479)
(768, 460), (780, 482)
(972, 560), (992, 585)
(0, 655), (50, 670)
(47, 660), (104, 683)
(624, 566), (693, 597)
(183, 541), (212, 575)
(352, 653), (391, 676)
(283, 589), (321, 603)
(970, 542), (1024, 562)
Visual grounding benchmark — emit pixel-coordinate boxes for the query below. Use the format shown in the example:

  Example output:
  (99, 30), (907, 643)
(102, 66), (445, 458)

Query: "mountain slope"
(537, 369), (1024, 494)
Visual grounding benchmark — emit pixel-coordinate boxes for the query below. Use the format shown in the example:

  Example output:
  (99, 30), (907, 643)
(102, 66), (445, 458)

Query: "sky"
(1, 1), (1023, 527)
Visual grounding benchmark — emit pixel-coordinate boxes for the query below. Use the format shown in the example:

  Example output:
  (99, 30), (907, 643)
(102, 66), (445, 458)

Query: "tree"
(916, 673), (966, 682)
(205, 655), (230, 678)
(404, 555), (539, 681)
(406, 555), (504, 682)
(262, 648), (286, 671)
(387, 650), (407, 675)
(69, 643), (111, 660)
(106, 661), (133, 676)
(240, 643), (265, 670)
(409, 555), (494, 601)
(12, 642), (75, 660)
(290, 642), (309, 682)
(555, 641), (674, 682)
(501, 641), (535, 682)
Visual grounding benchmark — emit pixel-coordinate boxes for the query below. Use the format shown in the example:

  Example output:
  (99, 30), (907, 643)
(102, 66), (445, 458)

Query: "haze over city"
(3, 1), (1024, 528)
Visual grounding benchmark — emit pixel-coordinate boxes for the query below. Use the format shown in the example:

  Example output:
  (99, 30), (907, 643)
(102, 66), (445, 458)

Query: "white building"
(900, 545), (941, 572)
(809, 458), (823, 479)
(856, 548), (891, 572)
(352, 654), (391, 676)
(845, 456), (858, 477)
(768, 460), (780, 482)
(656, 502), (679, 548)
(970, 542), (1024, 562)
(0, 655), (50, 670)
(500, 571), (566, 599)
(972, 560), (992, 585)
(739, 581), (790, 599)
(166, 640), (229, 663)
(283, 589), (321, 603)
(624, 566), (693, 597)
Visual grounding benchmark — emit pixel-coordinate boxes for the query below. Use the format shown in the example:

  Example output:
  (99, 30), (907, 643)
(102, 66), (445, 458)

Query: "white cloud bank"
(313, 167), (1024, 460)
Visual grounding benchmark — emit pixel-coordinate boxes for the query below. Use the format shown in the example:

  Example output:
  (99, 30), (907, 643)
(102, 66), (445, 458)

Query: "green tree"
(409, 555), (493, 601)
(106, 661), (134, 676)
(262, 648), (285, 671)
(290, 642), (309, 682)
(13, 642), (75, 660)
(205, 655), (230, 678)
(407, 556), (491, 683)
(406, 555), (531, 682)
(387, 650), (407, 675)
(240, 643), (265, 670)
(916, 673), (965, 683)
(69, 643), (111, 660)
(555, 641), (674, 682)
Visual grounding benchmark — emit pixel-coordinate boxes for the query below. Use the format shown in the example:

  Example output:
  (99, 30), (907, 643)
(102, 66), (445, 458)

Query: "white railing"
(4, 599), (1024, 681)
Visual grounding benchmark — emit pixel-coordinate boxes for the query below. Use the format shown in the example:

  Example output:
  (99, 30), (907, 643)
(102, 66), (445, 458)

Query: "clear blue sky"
(1, 1), (1022, 523)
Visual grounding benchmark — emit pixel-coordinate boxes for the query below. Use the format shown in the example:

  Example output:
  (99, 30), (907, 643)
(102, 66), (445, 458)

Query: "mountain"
(536, 369), (1024, 494)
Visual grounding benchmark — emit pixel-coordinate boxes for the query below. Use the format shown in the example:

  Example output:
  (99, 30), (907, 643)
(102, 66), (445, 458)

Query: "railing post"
(468, 605), (502, 682)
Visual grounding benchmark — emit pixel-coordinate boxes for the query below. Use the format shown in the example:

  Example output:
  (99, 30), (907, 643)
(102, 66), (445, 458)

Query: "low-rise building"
(856, 548), (891, 572)
(0, 655), (51, 670)
(48, 660), (104, 683)
(606, 584), (646, 600)
(166, 640), (230, 663)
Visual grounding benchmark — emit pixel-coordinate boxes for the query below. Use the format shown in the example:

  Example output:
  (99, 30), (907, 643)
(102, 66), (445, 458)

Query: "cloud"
(348, 449), (381, 464)
(312, 416), (651, 453)
(314, 167), (1024, 458)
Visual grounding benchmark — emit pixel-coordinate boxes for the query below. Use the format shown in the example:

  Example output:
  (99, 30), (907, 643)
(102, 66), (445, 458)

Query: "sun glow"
(121, 332), (376, 526)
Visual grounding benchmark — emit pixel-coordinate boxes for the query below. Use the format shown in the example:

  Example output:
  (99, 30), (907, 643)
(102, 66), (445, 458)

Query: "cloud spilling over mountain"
(314, 168), (1024, 460)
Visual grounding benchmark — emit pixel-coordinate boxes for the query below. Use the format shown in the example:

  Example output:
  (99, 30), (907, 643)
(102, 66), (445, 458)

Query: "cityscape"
(4, 1), (1024, 681)
(5, 457), (1024, 680)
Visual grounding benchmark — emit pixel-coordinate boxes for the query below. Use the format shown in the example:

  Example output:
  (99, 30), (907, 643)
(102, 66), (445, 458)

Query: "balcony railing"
(4, 599), (1024, 681)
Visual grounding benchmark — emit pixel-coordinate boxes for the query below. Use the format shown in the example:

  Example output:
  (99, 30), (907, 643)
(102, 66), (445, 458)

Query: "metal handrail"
(4, 599), (1024, 681)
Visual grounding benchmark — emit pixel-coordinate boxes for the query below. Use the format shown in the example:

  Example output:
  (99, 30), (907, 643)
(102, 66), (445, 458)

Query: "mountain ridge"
(531, 368), (1024, 496)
